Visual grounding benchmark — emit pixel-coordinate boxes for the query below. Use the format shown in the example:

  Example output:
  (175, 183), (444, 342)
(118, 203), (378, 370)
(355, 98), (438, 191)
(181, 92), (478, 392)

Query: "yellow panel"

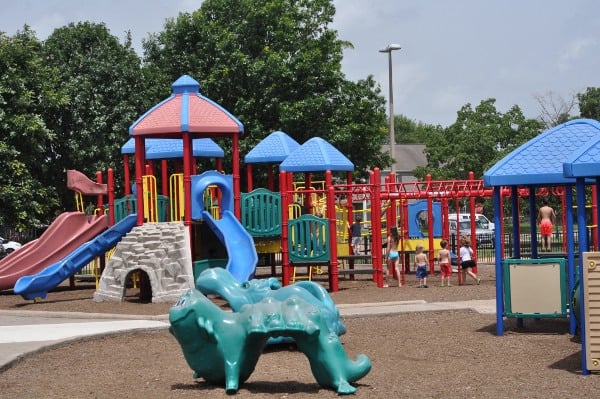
(337, 243), (350, 257)
(255, 239), (281, 253)
(402, 238), (442, 252)
(583, 252), (600, 371)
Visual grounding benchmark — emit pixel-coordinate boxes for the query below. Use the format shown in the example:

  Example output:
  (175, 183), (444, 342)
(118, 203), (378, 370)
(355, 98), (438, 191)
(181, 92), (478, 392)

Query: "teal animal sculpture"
(195, 267), (347, 340)
(169, 289), (371, 394)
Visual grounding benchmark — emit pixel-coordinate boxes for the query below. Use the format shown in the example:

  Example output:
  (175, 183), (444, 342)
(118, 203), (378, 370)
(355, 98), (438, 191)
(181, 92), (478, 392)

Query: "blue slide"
(201, 210), (258, 283)
(14, 214), (138, 300)
(191, 170), (258, 282)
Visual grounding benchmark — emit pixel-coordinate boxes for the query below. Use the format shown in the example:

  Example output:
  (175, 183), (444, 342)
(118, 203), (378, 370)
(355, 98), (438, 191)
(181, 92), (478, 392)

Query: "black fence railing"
(451, 229), (592, 264)
(0, 226), (47, 246)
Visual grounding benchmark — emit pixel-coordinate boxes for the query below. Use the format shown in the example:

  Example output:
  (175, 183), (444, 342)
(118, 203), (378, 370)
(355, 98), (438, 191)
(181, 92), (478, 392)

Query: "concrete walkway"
(0, 299), (495, 371)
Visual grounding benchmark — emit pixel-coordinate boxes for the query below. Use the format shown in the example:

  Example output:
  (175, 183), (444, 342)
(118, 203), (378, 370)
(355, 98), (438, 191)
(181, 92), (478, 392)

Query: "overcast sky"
(1, 0), (598, 127)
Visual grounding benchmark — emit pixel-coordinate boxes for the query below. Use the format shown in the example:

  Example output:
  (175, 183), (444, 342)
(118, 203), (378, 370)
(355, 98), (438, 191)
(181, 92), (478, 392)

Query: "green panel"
(111, 195), (169, 222)
(502, 258), (567, 318)
(112, 195), (136, 223)
(157, 195), (169, 222)
(241, 189), (282, 237)
(288, 214), (330, 263)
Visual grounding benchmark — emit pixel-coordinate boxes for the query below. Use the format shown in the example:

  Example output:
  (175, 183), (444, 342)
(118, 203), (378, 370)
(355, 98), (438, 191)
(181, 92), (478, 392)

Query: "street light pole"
(379, 44), (401, 174)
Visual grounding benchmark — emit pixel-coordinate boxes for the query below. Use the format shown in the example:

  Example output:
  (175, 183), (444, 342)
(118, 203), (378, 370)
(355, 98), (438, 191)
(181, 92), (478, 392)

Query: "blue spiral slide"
(14, 214), (138, 300)
(191, 171), (258, 282)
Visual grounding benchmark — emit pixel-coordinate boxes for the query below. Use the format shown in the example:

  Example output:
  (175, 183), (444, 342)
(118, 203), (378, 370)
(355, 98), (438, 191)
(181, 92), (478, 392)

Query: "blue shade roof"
(279, 137), (354, 172)
(121, 138), (224, 159)
(563, 132), (600, 177)
(244, 131), (301, 164)
(483, 119), (600, 186)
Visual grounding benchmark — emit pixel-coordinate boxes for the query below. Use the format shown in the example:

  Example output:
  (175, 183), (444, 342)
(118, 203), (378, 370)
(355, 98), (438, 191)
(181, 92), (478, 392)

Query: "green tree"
(0, 28), (68, 230)
(578, 87), (600, 120)
(41, 22), (151, 210)
(142, 0), (389, 182)
(394, 114), (443, 144)
(414, 98), (544, 180)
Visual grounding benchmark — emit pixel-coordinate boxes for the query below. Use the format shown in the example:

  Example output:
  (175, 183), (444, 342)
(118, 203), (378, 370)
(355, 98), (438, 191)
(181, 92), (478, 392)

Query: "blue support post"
(576, 178), (589, 375)
(494, 186), (504, 336)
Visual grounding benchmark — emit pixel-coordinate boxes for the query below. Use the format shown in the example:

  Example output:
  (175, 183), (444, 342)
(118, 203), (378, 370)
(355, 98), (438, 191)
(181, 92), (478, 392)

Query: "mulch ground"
(0, 264), (598, 398)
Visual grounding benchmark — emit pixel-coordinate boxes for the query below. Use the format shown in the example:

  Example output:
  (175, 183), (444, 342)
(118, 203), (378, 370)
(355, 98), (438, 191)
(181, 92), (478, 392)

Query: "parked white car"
(449, 220), (495, 247)
(448, 213), (495, 231)
(0, 236), (22, 254)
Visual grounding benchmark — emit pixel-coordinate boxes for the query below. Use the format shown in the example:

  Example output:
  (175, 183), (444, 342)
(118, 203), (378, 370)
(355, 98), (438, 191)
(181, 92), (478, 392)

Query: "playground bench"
(337, 254), (374, 279)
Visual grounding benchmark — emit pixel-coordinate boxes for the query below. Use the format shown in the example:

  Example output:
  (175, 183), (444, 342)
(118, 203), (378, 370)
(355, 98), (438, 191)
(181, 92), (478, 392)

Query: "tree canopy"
(41, 22), (151, 208)
(142, 0), (389, 182)
(0, 28), (67, 229)
(413, 98), (544, 180)
(0, 2), (598, 233)
(578, 87), (600, 120)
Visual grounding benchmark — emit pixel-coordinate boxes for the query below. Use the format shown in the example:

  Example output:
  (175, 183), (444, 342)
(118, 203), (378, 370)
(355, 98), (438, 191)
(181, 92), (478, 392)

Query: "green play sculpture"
(195, 267), (347, 342)
(169, 289), (371, 394)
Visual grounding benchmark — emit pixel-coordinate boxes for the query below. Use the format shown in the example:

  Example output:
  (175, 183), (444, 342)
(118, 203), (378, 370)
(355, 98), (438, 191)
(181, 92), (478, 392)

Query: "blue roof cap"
(171, 74), (201, 94)
(279, 137), (354, 172)
(244, 131), (301, 164)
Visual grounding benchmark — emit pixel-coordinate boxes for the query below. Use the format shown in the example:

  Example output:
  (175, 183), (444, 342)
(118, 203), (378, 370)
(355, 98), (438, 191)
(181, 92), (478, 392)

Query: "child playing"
(385, 227), (402, 287)
(349, 215), (362, 255)
(414, 244), (429, 288)
(459, 236), (480, 285)
(438, 240), (452, 287)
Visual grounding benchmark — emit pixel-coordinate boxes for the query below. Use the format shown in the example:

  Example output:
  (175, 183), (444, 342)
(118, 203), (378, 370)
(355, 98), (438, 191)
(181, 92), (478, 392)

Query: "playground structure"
(1, 75), (599, 385)
(484, 118), (600, 376)
(2, 76), (591, 300)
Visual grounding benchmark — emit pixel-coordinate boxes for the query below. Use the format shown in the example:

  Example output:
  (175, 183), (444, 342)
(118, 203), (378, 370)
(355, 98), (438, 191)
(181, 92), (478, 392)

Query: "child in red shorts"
(438, 240), (452, 287)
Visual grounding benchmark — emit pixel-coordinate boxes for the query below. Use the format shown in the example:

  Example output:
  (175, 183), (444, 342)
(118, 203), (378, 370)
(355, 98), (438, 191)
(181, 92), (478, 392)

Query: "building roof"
(279, 137), (354, 172)
(381, 144), (427, 175)
(129, 75), (243, 137)
(484, 119), (600, 186)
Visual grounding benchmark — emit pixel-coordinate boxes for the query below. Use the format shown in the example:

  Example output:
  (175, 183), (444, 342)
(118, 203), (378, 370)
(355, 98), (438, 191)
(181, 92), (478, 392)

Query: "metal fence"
(453, 229), (590, 264)
(0, 226), (47, 245)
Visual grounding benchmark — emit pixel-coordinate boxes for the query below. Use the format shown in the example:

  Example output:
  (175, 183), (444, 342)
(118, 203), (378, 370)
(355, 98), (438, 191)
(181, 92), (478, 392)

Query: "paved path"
(0, 299), (495, 371)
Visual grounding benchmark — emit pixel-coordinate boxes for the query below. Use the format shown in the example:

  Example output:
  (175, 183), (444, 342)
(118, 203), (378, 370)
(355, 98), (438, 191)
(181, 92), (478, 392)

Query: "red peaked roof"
(129, 75), (244, 137)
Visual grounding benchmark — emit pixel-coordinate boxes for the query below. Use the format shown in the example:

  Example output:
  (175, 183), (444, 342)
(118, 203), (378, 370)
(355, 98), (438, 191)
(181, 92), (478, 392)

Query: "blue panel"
(407, 200), (442, 238)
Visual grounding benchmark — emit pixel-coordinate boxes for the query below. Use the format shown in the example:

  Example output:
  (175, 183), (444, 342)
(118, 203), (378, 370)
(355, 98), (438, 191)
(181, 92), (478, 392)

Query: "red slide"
(0, 212), (108, 291)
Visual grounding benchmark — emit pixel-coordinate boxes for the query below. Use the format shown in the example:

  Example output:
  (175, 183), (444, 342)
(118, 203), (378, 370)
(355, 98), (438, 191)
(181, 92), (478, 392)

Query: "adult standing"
(537, 199), (556, 252)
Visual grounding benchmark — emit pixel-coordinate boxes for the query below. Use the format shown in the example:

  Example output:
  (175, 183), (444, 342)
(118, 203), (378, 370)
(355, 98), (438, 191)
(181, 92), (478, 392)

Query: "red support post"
(123, 154), (131, 196)
(96, 171), (103, 214)
(280, 171), (290, 286)
(326, 173), (339, 292)
(107, 168), (115, 226)
(371, 168), (383, 287)
(246, 164), (253, 192)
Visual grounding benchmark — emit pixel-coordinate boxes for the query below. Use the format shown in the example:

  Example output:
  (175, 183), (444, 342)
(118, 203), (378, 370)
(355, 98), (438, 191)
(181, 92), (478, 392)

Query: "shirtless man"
(537, 199), (556, 252)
